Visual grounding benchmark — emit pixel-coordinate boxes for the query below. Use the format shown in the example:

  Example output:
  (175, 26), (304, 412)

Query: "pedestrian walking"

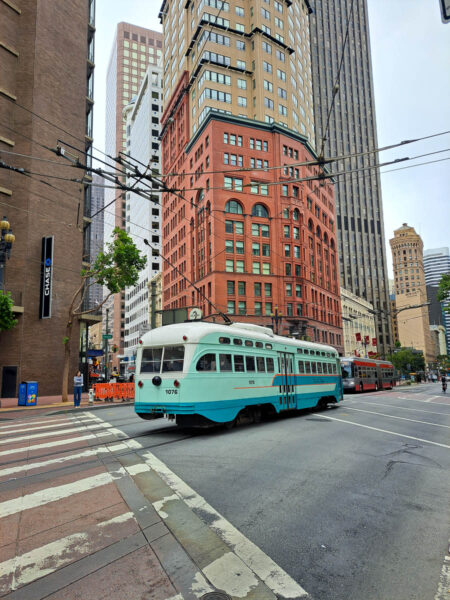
(73, 370), (84, 407)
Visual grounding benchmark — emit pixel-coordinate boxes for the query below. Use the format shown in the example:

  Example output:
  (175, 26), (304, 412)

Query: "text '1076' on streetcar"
(134, 322), (343, 428)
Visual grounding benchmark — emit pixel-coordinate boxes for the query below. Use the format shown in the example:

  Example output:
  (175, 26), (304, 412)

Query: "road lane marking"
(0, 447), (109, 479)
(95, 415), (310, 599)
(345, 399), (450, 416)
(344, 406), (450, 428)
(390, 396), (450, 406)
(316, 414), (450, 449)
(434, 541), (450, 600)
(0, 431), (112, 458)
(0, 512), (134, 592)
(0, 472), (115, 518)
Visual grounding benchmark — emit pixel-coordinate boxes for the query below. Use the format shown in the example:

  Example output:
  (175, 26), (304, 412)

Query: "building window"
(227, 281), (235, 295)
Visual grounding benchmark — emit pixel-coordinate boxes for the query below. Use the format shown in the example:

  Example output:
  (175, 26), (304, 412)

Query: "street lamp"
(0, 216), (15, 290)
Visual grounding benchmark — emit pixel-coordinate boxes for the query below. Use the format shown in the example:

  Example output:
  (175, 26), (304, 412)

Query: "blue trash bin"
(18, 381), (38, 406)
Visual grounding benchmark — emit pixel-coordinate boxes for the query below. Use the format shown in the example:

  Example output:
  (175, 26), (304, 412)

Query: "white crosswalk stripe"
(0, 472), (115, 518)
(0, 416), (96, 436)
(0, 430), (112, 458)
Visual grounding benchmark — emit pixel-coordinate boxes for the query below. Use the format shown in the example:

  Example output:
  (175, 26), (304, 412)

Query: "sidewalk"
(0, 393), (133, 412)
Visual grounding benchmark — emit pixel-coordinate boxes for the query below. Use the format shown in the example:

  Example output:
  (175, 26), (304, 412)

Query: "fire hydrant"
(88, 388), (94, 404)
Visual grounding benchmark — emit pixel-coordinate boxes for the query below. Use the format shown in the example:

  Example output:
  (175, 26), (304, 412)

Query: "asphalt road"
(109, 382), (450, 600)
(1, 383), (448, 600)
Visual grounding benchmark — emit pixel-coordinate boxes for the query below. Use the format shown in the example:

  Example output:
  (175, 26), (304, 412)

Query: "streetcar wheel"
(224, 418), (236, 430)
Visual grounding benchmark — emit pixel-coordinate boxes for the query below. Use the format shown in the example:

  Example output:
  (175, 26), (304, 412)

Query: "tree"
(61, 227), (146, 402)
(0, 290), (18, 332)
(437, 273), (450, 310)
(387, 347), (425, 375)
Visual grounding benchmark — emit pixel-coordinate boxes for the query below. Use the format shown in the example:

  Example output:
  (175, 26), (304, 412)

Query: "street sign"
(102, 334), (113, 340)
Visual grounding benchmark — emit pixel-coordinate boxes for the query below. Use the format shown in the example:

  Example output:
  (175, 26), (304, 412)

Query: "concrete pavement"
(0, 407), (310, 600)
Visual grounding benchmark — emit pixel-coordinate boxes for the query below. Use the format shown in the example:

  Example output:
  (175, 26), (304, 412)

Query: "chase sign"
(39, 236), (54, 319)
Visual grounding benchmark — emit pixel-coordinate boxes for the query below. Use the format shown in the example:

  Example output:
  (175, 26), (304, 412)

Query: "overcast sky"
(93, 0), (450, 278)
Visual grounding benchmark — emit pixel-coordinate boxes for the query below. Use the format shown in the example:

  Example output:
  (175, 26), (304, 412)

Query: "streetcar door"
(277, 352), (295, 409)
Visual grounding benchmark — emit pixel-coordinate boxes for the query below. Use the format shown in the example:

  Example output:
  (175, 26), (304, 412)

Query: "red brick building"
(161, 106), (343, 352)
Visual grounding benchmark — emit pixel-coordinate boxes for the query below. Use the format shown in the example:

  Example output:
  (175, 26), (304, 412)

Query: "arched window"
(225, 200), (243, 214)
(330, 238), (335, 250)
(293, 208), (299, 221)
(197, 188), (205, 203)
(251, 203), (269, 218)
(323, 232), (329, 245)
(308, 218), (314, 232)
(316, 225), (322, 239)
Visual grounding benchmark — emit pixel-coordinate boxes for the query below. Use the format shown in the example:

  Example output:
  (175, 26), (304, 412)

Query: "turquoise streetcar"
(135, 321), (343, 427)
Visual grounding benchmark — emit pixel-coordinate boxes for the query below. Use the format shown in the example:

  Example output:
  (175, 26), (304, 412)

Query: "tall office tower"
(123, 65), (163, 366)
(104, 23), (162, 371)
(424, 247), (450, 353)
(159, 0), (344, 351)
(87, 174), (104, 310)
(309, 0), (392, 357)
(390, 224), (435, 364)
(0, 0), (96, 397)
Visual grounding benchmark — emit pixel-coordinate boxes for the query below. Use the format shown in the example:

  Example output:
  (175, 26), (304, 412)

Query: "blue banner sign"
(39, 236), (54, 319)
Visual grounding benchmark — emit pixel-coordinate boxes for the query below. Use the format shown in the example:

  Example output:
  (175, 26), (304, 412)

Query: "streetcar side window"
(234, 355), (245, 372)
(196, 353), (217, 371)
(162, 346), (185, 372)
(219, 337), (231, 344)
(140, 348), (162, 373)
(219, 354), (233, 371)
(256, 356), (266, 372)
(298, 360), (305, 373)
(246, 356), (256, 371)
(305, 361), (311, 373)
(317, 363), (323, 374)
(266, 357), (274, 372)
(255, 341), (263, 348)
(245, 340), (253, 347)
(333, 363), (337, 374)
(265, 343), (273, 350)
(233, 338), (243, 346)
(311, 362), (317, 374)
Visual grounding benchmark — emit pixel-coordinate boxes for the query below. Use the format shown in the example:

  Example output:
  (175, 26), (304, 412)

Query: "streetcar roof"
(139, 322), (339, 355)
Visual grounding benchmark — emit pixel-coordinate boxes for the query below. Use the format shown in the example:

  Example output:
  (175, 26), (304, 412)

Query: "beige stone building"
(341, 288), (377, 357)
(160, 0), (316, 145)
(389, 223), (435, 364)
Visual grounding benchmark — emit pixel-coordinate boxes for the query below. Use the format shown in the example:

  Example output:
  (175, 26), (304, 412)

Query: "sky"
(93, 0), (450, 278)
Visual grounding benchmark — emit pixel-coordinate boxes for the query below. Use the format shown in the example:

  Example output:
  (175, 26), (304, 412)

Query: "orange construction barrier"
(93, 383), (135, 401)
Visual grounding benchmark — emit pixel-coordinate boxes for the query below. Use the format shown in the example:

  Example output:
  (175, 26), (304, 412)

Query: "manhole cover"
(200, 592), (232, 600)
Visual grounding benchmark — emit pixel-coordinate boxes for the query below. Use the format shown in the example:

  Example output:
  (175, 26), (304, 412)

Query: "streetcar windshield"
(162, 346), (185, 372)
(140, 346), (185, 373)
(341, 363), (353, 379)
(140, 348), (162, 373)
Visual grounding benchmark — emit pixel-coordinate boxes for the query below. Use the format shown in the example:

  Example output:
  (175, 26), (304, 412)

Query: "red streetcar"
(340, 357), (396, 392)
